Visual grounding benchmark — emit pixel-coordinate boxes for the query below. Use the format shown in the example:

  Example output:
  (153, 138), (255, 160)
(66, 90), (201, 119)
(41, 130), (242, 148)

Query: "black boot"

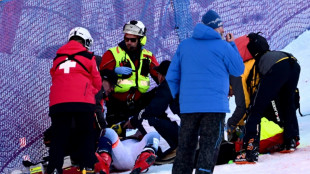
(235, 138), (259, 164)
(280, 138), (297, 153)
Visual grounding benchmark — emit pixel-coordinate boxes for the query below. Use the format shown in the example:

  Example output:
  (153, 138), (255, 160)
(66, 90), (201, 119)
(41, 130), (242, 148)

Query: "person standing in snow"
(166, 10), (244, 174)
(44, 69), (119, 173)
(47, 27), (102, 174)
(235, 33), (301, 164)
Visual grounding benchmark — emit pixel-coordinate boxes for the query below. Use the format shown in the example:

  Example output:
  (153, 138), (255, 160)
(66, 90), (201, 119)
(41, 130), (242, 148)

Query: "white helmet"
(68, 27), (93, 49)
(123, 20), (146, 36)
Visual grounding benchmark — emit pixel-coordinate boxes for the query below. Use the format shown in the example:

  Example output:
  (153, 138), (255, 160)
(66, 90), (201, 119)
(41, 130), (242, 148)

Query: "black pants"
(138, 117), (180, 157)
(47, 112), (96, 174)
(106, 90), (155, 126)
(244, 60), (300, 145)
(172, 113), (225, 174)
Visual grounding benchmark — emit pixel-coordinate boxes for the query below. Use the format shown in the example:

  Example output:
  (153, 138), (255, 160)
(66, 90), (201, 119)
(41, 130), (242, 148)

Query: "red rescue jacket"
(49, 40), (102, 114)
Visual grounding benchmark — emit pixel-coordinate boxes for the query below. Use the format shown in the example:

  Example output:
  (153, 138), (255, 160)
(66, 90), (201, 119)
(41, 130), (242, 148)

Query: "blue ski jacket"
(166, 23), (244, 113)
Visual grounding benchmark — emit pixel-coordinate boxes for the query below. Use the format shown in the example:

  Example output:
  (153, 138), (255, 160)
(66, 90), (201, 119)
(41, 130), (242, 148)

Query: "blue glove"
(114, 67), (132, 75)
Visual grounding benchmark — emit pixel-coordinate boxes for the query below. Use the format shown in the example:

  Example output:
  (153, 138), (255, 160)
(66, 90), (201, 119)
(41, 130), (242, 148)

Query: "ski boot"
(154, 148), (177, 165)
(130, 148), (156, 174)
(280, 138), (298, 153)
(235, 138), (259, 164)
(94, 152), (112, 174)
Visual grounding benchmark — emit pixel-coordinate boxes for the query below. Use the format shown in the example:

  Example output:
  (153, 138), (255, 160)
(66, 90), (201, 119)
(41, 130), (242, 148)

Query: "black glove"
(130, 109), (145, 129)
(227, 117), (239, 132)
(43, 127), (53, 147)
(226, 123), (236, 134)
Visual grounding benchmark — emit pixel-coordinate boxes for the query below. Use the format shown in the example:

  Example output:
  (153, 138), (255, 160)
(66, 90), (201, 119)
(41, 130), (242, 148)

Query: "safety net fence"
(0, 0), (309, 172)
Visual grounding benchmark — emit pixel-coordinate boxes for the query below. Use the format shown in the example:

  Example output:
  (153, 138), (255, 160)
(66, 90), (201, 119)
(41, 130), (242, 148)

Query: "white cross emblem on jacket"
(59, 60), (76, 73)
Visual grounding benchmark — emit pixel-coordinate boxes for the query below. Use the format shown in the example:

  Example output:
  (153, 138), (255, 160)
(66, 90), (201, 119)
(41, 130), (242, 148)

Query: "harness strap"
(277, 51), (297, 64)
(54, 51), (94, 73)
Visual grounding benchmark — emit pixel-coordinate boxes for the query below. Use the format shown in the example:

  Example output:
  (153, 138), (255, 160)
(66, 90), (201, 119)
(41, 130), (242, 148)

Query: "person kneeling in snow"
(123, 60), (181, 164)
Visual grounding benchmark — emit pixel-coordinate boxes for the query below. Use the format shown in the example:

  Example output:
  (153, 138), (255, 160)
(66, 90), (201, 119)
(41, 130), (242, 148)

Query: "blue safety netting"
(1, 0), (310, 173)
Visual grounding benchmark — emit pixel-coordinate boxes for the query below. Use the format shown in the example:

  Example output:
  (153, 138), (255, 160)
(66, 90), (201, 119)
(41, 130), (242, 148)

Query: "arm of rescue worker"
(128, 87), (159, 129)
(94, 87), (107, 130)
(137, 86), (158, 108)
(228, 75), (246, 129)
(115, 67), (132, 75)
(228, 59), (256, 128)
(95, 55), (102, 69)
(129, 113), (142, 129)
(91, 55), (103, 93)
(242, 59), (256, 109)
(223, 41), (245, 77)
(149, 54), (159, 84)
(166, 45), (182, 99)
(50, 67), (55, 77)
(99, 51), (116, 71)
(141, 81), (172, 118)
(50, 59), (57, 76)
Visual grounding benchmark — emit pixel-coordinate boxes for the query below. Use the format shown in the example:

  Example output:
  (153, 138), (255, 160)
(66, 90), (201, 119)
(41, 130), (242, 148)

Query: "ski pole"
(299, 108), (310, 117)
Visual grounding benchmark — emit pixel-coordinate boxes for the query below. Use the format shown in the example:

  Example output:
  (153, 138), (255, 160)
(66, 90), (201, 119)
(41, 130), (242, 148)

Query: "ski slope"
(115, 30), (310, 174)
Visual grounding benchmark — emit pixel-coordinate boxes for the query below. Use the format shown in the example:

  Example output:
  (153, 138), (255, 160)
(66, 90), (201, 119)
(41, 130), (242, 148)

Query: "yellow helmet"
(111, 123), (122, 136)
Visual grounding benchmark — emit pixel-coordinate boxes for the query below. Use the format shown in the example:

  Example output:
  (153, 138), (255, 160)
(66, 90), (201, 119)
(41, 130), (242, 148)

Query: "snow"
(115, 30), (310, 174)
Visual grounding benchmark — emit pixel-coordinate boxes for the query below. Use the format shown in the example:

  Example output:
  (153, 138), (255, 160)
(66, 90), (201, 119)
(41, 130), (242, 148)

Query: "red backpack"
(235, 33), (270, 62)
(235, 35), (253, 62)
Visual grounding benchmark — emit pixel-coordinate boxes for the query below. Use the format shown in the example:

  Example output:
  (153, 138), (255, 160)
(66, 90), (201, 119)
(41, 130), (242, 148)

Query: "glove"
(226, 124), (236, 142)
(226, 124), (236, 134)
(115, 67), (132, 75)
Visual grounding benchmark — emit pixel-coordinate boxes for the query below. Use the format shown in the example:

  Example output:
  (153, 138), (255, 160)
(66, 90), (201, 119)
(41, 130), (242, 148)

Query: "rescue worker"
(99, 20), (159, 128)
(227, 35), (293, 156)
(47, 27), (102, 174)
(127, 60), (180, 163)
(44, 69), (119, 174)
(234, 33), (301, 164)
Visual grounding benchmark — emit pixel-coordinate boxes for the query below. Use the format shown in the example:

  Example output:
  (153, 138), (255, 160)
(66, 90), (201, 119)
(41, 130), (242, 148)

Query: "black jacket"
(131, 80), (180, 127)
(227, 75), (246, 126)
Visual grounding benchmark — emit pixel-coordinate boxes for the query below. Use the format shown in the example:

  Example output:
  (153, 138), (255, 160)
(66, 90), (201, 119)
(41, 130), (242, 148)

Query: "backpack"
(235, 32), (270, 98)
(235, 35), (253, 62)
(247, 32), (270, 59)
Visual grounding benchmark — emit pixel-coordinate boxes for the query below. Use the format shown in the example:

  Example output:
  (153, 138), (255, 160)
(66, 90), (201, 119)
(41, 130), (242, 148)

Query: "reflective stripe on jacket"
(109, 46), (152, 93)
